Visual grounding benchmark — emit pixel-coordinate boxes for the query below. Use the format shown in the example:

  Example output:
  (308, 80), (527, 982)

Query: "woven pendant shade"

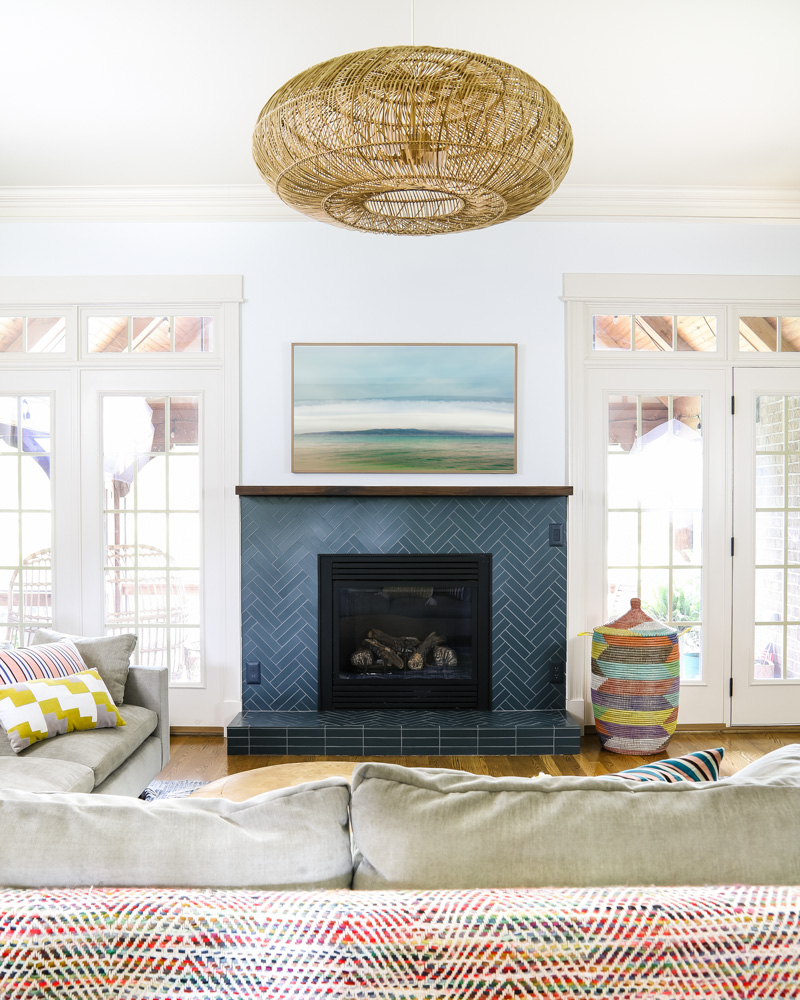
(252, 46), (573, 235)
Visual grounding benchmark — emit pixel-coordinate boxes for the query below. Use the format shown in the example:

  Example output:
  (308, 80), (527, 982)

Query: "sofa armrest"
(124, 665), (170, 769)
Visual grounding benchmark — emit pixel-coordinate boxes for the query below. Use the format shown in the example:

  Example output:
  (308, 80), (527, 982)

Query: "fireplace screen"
(318, 554), (491, 710)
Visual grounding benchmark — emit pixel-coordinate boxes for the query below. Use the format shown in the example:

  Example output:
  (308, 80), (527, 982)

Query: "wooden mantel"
(235, 486), (572, 497)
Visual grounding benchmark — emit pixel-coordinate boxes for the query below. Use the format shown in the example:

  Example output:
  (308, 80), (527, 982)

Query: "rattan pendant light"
(252, 45), (573, 235)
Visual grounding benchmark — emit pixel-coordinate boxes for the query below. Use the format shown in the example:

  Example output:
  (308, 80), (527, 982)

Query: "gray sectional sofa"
(0, 662), (169, 797)
(0, 748), (798, 995)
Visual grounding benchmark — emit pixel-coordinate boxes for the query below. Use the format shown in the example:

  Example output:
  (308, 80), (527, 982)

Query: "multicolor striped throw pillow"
(611, 747), (724, 783)
(0, 640), (87, 685)
(0, 668), (125, 752)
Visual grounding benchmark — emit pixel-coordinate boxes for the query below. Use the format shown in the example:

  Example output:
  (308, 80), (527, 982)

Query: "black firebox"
(318, 553), (491, 710)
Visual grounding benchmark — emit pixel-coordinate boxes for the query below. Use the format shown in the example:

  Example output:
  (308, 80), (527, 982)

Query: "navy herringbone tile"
(241, 496), (567, 712)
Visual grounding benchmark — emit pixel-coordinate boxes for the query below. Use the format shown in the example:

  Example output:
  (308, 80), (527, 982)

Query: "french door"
(81, 369), (230, 726)
(732, 369), (800, 724)
(586, 369), (730, 724)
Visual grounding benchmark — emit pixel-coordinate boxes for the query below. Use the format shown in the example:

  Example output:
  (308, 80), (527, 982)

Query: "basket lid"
(596, 598), (679, 638)
(606, 597), (655, 629)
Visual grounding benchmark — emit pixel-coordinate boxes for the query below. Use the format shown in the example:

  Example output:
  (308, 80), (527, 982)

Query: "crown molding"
(0, 183), (799, 224)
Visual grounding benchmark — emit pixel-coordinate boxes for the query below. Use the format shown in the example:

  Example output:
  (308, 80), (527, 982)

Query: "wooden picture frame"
(292, 343), (517, 474)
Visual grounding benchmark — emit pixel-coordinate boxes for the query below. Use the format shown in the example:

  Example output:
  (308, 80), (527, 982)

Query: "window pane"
(640, 510), (669, 565)
(170, 513), (200, 566)
(755, 568), (784, 620)
(27, 317), (66, 353)
(0, 457), (18, 508)
(755, 395), (784, 451)
(0, 513), (19, 564)
(89, 317), (129, 353)
(788, 569), (800, 622)
(593, 315), (631, 351)
(105, 568), (136, 622)
(168, 455), (200, 509)
(608, 568), (637, 621)
(171, 569), (200, 622)
(789, 512), (800, 564)
(788, 626), (800, 679)
(781, 318), (800, 353)
(673, 510), (702, 565)
(754, 623), (783, 679)
(138, 513), (168, 555)
(756, 454), (784, 507)
(607, 511), (638, 565)
(634, 316), (673, 352)
(641, 569), (669, 619)
(175, 317), (213, 353)
(0, 318), (24, 353)
(137, 456), (167, 510)
(132, 317), (170, 353)
(756, 512), (784, 565)
(740, 316), (777, 353)
(680, 626), (702, 679)
(168, 397), (199, 450)
(676, 316), (717, 352)
(20, 456), (51, 510)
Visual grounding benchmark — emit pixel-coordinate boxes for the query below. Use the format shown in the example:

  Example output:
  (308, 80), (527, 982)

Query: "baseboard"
(170, 726), (224, 736)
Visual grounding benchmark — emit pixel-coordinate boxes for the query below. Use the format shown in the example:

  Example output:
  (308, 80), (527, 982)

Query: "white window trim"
(0, 276), (243, 729)
(564, 273), (800, 730)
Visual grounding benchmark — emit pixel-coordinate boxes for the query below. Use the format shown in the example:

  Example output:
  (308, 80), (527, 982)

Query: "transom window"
(88, 315), (214, 354)
(739, 316), (800, 353)
(592, 315), (717, 353)
(0, 317), (66, 354)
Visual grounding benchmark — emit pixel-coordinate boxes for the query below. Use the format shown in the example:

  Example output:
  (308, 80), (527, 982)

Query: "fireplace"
(318, 553), (491, 710)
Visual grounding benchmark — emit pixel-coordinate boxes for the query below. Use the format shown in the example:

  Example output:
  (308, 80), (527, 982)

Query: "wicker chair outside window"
(5, 544), (189, 672)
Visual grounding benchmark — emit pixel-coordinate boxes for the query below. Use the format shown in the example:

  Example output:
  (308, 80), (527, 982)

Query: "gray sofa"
(0, 749), (798, 995)
(0, 662), (169, 797)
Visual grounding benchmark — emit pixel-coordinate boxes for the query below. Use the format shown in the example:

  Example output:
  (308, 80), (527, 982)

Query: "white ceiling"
(2, 0), (799, 218)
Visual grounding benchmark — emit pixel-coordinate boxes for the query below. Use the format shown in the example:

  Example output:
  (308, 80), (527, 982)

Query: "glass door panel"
(607, 393), (705, 680)
(587, 369), (728, 724)
(732, 371), (800, 723)
(102, 395), (201, 683)
(0, 395), (53, 645)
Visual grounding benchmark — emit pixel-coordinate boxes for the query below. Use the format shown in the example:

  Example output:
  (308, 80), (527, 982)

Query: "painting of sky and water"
(292, 343), (516, 473)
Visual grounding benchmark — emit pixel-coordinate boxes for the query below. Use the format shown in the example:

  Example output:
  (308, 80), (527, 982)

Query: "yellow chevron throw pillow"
(0, 669), (125, 753)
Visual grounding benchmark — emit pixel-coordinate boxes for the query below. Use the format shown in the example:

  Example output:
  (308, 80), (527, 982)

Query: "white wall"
(2, 216), (800, 485)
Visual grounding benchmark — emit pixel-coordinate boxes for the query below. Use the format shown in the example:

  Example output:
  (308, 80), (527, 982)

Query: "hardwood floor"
(158, 730), (800, 783)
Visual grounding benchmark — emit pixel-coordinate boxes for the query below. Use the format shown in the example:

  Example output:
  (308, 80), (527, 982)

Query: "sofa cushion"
(0, 669), (126, 752)
(0, 779), (353, 889)
(607, 746), (724, 782)
(32, 630), (137, 705)
(723, 743), (800, 785)
(0, 703), (156, 788)
(0, 640), (88, 684)
(350, 762), (800, 889)
(0, 757), (94, 794)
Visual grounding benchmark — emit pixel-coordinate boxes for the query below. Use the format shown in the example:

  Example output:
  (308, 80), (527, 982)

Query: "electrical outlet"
(548, 523), (565, 546)
(245, 660), (261, 684)
(551, 661), (565, 684)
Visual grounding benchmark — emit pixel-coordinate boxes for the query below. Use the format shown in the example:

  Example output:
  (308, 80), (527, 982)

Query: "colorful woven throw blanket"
(1, 884), (798, 998)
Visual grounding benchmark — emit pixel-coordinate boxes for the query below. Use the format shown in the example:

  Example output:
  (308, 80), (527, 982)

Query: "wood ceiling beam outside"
(740, 317), (777, 352)
(634, 316), (672, 351)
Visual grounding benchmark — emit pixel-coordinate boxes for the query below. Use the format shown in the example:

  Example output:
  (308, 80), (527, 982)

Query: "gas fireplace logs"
(349, 629), (457, 672)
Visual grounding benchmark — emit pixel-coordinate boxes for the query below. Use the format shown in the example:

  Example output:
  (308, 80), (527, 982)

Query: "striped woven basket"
(590, 598), (680, 755)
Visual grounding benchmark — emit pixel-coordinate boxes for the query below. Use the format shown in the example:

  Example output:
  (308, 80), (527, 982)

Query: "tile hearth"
(226, 709), (581, 756)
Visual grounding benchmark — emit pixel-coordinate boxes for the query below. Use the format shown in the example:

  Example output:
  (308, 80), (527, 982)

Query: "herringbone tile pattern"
(241, 496), (567, 713)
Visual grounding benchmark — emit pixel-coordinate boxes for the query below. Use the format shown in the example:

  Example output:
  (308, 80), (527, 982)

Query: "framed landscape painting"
(292, 343), (517, 473)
